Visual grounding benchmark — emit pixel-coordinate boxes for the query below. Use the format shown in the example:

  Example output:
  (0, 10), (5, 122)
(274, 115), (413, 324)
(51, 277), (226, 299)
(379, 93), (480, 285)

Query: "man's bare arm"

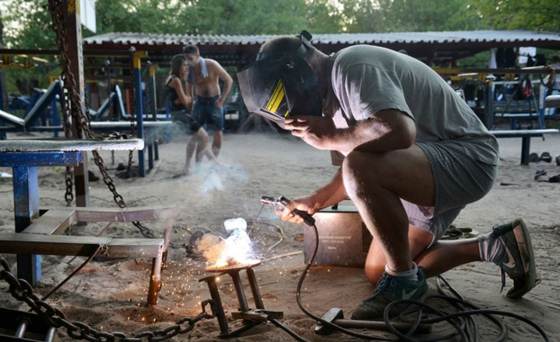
(186, 82), (194, 101)
(213, 62), (232, 106)
(311, 168), (348, 210)
(330, 109), (416, 154)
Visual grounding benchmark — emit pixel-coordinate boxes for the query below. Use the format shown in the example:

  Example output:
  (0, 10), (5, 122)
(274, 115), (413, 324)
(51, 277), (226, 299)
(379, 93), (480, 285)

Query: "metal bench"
(492, 129), (560, 165)
(1, 121), (173, 177)
(545, 95), (560, 108)
(0, 138), (178, 306)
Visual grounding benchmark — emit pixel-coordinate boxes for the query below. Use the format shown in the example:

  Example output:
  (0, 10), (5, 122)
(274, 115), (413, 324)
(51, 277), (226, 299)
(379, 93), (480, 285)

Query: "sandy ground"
(1, 129), (559, 341)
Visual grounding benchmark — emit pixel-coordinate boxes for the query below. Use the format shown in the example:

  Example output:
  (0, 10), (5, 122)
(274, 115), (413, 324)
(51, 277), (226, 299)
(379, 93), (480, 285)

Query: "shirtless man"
(184, 45), (233, 158)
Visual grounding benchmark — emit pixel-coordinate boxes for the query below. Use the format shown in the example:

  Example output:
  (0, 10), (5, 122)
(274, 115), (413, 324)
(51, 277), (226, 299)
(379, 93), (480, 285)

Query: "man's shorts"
(404, 141), (497, 245)
(193, 95), (224, 131)
(170, 111), (201, 134)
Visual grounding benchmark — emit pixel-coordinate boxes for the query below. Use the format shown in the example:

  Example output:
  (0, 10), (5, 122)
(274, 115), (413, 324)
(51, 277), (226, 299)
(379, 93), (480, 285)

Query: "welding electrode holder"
(260, 196), (316, 226)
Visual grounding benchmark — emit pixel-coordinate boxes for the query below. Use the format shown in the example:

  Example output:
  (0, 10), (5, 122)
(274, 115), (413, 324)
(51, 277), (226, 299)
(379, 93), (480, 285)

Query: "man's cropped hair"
(183, 45), (199, 55)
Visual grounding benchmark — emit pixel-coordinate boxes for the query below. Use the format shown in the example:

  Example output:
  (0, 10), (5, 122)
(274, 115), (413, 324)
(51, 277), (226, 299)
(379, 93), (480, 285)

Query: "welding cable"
(391, 296), (550, 342)
(267, 317), (312, 342)
(436, 276), (480, 341)
(40, 244), (103, 301)
(295, 222), (551, 342)
(246, 220), (285, 251)
(295, 222), (402, 341)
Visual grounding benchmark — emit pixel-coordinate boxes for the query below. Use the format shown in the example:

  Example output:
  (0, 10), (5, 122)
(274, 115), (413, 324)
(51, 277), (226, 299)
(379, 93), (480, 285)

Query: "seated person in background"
(166, 54), (217, 175)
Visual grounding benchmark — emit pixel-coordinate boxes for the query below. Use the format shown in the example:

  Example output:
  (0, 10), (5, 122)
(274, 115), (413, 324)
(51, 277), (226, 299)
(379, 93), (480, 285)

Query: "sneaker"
(351, 267), (428, 321)
(491, 218), (538, 299)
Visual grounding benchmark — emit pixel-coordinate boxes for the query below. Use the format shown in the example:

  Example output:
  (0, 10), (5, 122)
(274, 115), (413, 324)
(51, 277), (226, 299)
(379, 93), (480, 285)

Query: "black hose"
(268, 317), (312, 342)
(293, 222), (550, 342)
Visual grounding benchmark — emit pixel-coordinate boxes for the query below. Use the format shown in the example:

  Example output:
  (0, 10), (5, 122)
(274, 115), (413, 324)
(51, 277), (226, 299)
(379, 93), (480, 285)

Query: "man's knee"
(342, 151), (383, 197)
(364, 260), (385, 285)
(196, 129), (209, 142)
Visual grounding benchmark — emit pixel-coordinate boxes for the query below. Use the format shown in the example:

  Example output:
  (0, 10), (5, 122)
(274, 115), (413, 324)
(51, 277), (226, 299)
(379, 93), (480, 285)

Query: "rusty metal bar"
(0, 234), (163, 258)
(71, 206), (178, 222)
(229, 271), (250, 312)
(200, 276), (229, 335)
(246, 268), (264, 310)
(147, 248), (164, 306)
(21, 209), (76, 235)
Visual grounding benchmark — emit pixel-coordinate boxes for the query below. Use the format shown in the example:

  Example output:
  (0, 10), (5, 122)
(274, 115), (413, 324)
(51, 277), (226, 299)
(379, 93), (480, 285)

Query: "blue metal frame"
(0, 151), (82, 285)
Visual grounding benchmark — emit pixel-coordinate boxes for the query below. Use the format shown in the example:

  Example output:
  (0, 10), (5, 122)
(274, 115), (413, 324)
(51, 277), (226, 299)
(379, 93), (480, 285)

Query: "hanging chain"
(51, 0), (74, 207)
(0, 255), (215, 342)
(47, 0), (155, 238)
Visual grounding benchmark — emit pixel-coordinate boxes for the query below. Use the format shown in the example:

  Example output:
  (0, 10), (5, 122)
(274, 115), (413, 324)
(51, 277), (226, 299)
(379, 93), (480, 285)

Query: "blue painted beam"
(13, 165), (41, 285)
(0, 152), (82, 167)
(0, 151), (83, 285)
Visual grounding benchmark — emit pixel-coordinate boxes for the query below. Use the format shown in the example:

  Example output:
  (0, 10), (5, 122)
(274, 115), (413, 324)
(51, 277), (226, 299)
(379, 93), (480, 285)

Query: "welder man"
(238, 31), (538, 320)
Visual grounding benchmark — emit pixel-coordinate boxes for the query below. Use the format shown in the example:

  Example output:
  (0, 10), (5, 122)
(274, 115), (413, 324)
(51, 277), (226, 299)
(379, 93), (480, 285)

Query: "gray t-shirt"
(324, 45), (499, 166)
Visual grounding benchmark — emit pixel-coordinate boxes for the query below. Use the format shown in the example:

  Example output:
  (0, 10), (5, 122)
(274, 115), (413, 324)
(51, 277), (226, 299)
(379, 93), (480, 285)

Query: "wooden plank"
(0, 234), (163, 258)
(22, 209), (76, 235)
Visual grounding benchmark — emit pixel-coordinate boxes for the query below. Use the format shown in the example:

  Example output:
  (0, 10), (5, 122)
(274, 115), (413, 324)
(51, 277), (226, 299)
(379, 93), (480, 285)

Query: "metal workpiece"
(230, 271), (250, 312)
(199, 275), (229, 336)
(0, 206), (177, 306)
(246, 267), (265, 310)
(199, 263), (283, 338)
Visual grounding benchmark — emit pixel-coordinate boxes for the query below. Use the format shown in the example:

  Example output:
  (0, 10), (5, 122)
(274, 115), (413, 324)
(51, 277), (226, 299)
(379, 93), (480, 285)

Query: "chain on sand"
(0, 256), (215, 342)
(47, 0), (155, 238)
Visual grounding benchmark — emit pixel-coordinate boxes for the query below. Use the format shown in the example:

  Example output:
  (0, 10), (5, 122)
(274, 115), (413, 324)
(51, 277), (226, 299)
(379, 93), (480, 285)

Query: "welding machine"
(303, 204), (372, 267)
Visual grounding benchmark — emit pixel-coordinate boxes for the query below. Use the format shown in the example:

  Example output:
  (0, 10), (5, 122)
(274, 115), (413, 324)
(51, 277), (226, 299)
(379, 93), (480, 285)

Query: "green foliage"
(471, 0), (560, 32)
(366, 0), (483, 32)
(3, 0), (56, 49)
(0, 0), (558, 77)
(92, 0), (183, 36)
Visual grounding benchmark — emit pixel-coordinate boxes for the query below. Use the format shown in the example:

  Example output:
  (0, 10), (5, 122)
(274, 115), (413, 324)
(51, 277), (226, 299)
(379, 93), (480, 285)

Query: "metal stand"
(0, 307), (56, 342)
(0, 206), (177, 306)
(199, 263), (283, 337)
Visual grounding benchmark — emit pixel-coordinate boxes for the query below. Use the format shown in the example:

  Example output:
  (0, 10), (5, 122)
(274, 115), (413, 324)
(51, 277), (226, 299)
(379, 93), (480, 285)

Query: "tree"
(3, 0), (57, 49)
(471, 0), (560, 33)
(176, 0), (310, 35)
(366, 0), (483, 33)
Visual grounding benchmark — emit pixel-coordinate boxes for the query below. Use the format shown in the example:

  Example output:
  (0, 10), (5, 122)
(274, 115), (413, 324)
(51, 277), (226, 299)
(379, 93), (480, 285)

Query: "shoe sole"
(508, 218), (537, 299)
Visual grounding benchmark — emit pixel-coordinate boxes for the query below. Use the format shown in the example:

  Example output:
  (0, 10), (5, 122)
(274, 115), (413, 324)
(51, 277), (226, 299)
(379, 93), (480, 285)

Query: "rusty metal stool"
(200, 263), (283, 337)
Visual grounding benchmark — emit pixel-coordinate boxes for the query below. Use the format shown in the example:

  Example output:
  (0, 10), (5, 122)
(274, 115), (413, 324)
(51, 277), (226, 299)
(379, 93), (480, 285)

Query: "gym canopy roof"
(83, 30), (560, 67)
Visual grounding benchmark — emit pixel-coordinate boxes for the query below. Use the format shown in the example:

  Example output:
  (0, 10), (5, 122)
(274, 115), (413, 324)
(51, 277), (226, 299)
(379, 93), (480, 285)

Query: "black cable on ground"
(40, 244), (103, 301)
(268, 317), (312, 342)
(292, 222), (550, 342)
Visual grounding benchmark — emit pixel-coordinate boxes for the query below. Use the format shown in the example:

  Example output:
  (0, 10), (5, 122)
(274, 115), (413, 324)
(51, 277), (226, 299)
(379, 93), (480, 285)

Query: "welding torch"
(260, 196), (316, 226)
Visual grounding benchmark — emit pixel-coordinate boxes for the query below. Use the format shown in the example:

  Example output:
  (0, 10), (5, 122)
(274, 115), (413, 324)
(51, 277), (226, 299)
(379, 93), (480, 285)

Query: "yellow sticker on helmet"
(265, 79), (285, 114)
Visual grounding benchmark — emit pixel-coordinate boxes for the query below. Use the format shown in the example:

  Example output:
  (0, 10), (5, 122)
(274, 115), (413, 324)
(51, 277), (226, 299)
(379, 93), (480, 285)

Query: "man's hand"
(275, 196), (318, 225)
(214, 96), (224, 108)
(284, 116), (336, 150)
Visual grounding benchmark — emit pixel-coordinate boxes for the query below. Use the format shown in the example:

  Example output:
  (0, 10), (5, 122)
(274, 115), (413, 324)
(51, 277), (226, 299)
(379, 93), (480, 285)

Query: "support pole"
(133, 51), (146, 177)
(149, 63), (157, 121)
(485, 78), (495, 129)
(13, 165), (41, 285)
(65, 0), (89, 207)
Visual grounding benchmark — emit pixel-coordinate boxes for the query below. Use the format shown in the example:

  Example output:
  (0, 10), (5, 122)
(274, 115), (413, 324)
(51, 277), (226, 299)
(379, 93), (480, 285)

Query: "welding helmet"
(237, 30), (323, 128)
